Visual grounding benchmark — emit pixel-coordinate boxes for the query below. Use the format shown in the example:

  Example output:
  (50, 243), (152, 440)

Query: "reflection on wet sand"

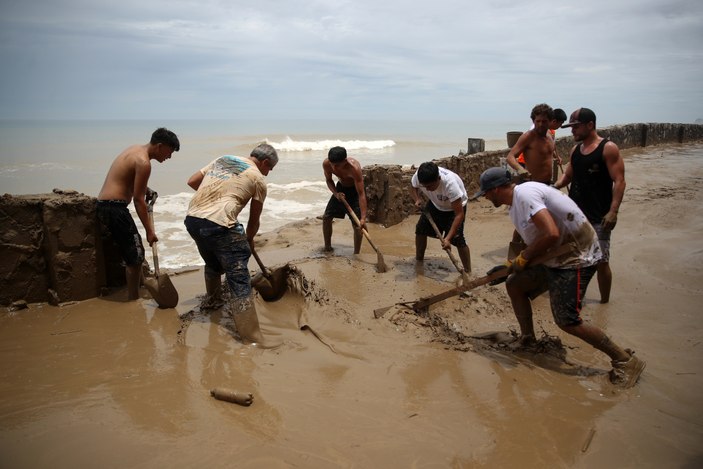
(1, 144), (703, 467)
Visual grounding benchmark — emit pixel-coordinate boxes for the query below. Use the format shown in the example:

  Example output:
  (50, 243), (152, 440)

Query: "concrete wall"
(0, 190), (124, 306)
(365, 123), (703, 227)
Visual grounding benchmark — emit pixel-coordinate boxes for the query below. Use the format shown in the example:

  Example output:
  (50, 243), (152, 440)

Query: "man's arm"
(351, 165), (368, 230)
(246, 199), (264, 243)
(520, 208), (560, 261)
(506, 132), (531, 176)
(133, 159), (156, 245)
(322, 160), (339, 197)
(410, 184), (423, 209)
(602, 141), (626, 230)
(188, 170), (204, 190)
(442, 198), (465, 249)
(553, 146), (576, 189)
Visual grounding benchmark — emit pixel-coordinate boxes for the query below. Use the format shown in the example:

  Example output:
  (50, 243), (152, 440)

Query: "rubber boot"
(126, 265), (141, 301)
(203, 273), (224, 309)
(231, 296), (265, 346)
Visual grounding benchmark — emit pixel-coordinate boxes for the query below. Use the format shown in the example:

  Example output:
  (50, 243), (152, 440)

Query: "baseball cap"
(561, 107), (596, 128)
(470, 167), (512, 200)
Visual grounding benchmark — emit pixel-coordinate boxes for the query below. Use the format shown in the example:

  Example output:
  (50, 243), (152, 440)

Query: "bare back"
(98, 144), (152, 202)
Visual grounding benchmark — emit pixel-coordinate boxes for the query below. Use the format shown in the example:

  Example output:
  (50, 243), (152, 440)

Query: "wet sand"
(1, 143), (702, 468)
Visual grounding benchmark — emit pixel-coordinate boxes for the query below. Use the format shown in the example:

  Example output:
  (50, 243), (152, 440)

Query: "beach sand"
(1, 144), (702, 468)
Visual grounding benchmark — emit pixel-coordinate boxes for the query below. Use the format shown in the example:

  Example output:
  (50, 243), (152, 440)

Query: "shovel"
(420, 205), (470, 285)
(340, 197), (388, 273)
(374, 243), (573, 317)
(250, 247), (288, 302)
(143, 191), (179, 308)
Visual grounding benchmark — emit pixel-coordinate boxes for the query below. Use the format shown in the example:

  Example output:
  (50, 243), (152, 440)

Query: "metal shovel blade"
(144, 273), (179, 308)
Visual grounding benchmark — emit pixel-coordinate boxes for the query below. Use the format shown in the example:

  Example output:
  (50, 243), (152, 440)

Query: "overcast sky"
(1, 0), (701, 124)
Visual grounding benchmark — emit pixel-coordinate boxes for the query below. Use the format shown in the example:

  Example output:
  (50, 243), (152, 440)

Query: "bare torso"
(522, 130), (555, 184)
(324, 157), (363, 187)
(98, 144), (151, 202)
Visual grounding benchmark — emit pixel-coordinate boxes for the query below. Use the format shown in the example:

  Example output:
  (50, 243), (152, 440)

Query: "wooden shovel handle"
(250, 247), (272, 279)
(340, 197), (381, 253)
(411, 243), (573, 311)
(420, 205), (465, 275)
(147, 211), (160, 275)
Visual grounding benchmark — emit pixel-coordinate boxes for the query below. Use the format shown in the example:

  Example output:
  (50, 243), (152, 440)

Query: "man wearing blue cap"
(473, 167), (644, 387)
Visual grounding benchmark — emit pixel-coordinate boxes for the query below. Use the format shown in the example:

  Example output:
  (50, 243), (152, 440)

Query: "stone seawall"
(364, 122), (703, 227)
(1, 122), (702, 305)
(0, 190), (124, 306)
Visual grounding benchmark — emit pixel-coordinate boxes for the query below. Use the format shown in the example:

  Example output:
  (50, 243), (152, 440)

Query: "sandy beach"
(1, 143), (702, 468)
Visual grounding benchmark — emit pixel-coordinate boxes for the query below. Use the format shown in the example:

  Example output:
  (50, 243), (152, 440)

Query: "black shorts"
(96, 200), (145, 267)
(323, 182), (361, 220)
(415, 201), (467, 247)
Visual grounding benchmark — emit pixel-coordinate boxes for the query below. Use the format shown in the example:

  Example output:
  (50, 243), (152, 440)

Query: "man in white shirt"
(410, 162), (471, 273)
(474, 167), (645, 388)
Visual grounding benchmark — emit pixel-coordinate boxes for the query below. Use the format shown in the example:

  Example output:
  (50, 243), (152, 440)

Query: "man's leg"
(505, 267), (548, 345)
(126, 264), (141, 300)
(232, 294), (265, 345)
(457, 245), (471, 273)
(597, 262), (612, 304)
(560, 323), (629, 361)
(204, 271), (223, 308)
(323, 217), (334, 251)
(415, 234), (427, 262)
(353, 225), (362, 254)
(506, 279), (536, 342)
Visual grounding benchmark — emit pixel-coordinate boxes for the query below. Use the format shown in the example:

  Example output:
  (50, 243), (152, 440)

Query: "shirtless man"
(506, 103), (557, 184)
(97, 127), (180, 300)
(322, 146), (368, 253)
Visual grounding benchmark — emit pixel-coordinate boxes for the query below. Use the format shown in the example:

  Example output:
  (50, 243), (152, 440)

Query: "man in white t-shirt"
(410, 162), (471, 273)
(473, 167), (645, 388)
(184, 143), (278, 347)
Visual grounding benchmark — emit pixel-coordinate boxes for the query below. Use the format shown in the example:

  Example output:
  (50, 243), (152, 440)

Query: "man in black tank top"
(554, 108), (626, 303)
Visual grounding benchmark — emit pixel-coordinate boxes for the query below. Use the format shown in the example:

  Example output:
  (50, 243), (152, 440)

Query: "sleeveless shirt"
(568, 138), (612, 223)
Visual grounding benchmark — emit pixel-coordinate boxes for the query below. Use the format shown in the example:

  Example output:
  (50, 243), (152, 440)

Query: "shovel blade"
(144, 273), (179, 308)
(251, 266), (289, 302)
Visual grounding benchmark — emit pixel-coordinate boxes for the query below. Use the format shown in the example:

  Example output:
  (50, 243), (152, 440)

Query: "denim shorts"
(184, 216), (251, 300)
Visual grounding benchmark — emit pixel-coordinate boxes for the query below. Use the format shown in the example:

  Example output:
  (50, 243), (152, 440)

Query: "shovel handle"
(250, 247), (271, 278)
(411, 243), (573, 311)
(147, 211), (160, 276)
(340, 198), (381, 253)
(420, 205), (465, 275)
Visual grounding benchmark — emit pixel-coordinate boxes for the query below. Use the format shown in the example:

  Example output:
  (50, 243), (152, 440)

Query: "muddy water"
(1, 143), (703, 468)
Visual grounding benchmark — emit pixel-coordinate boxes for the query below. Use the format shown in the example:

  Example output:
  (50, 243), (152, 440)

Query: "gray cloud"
(1, 0), (701, 123)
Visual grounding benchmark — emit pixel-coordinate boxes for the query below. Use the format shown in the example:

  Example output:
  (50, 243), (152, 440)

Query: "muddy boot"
(126, 264), (142, 301)
(609, 349), (646, 388)
(231, 297), (266, 346)
(203, 273), (224, 309)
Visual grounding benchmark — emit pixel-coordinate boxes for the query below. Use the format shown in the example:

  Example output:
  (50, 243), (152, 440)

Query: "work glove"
(602, 211), (618, 231)
(486, 264), (509, 285)
(509, 252), (530, 273)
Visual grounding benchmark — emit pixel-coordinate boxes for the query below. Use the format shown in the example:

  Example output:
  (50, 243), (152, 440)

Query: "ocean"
(0, 118), (525, 269)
